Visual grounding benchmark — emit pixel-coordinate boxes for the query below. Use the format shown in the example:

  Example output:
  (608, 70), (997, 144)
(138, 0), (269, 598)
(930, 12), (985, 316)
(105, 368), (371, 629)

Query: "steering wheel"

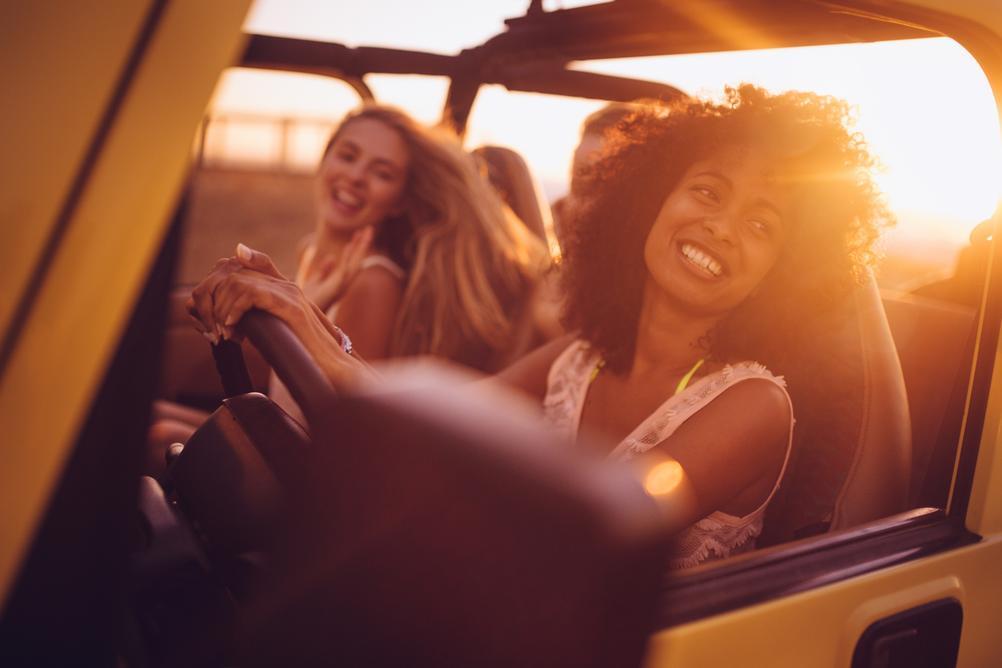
(131, 309), (340, 662)
(210, 308), (337, 427)
(158, 309), (337, 569)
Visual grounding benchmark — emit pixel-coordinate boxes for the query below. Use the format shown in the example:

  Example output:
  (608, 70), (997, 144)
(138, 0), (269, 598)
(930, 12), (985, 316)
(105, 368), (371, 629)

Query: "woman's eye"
(691, 185), (719, 203)
(374, 170), (396, 182)
(747, 218), (771, 236)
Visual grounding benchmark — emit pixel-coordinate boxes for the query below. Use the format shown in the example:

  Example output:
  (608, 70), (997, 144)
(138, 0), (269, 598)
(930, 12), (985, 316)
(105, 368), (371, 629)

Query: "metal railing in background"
(194, 112), (336, 172)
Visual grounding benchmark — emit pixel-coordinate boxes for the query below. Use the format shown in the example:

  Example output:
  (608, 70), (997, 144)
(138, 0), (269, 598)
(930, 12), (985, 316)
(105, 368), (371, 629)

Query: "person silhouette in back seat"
(472, 144), (565, 357)
(551, 100), (654, 257)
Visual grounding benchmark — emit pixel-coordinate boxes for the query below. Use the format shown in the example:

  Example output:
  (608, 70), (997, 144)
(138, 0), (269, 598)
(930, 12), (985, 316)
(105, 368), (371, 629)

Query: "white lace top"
(542, 340), (794, 569)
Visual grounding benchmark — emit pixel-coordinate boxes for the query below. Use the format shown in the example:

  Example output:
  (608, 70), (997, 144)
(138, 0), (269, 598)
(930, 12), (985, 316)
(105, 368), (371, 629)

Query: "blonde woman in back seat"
(149, 105), (546, 465)
(189, 86), (890, 568)
(266, 106), (547, 422)
(280, 105), (546, 372)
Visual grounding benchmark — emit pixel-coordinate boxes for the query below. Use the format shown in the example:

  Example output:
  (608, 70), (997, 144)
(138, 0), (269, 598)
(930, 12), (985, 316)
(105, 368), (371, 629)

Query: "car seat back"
(882, 294), (977, 508)
(761, 274), (912, 543)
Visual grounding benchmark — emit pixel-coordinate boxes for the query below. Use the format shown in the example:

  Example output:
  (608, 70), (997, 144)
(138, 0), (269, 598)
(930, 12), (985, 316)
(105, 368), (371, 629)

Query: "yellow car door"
(0, 1), (250, 662)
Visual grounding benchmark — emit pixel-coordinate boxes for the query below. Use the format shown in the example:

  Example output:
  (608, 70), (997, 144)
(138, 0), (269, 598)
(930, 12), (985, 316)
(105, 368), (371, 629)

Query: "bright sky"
(211, 0), (1002, 279)
(574, 39), (1002, 247)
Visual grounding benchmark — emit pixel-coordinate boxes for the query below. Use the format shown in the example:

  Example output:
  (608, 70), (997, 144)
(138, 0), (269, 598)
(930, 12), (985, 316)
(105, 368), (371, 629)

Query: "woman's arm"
(188, 244), (375, 392)
(639, 378), (792, 534)
(269, 257), (401, 420)
(490, 333), (576, 402)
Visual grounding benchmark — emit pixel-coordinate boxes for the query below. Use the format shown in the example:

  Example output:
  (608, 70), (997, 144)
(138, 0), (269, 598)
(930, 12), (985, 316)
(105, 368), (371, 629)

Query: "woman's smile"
(328, 186), (365, 217)
(677, 240), (726, 279)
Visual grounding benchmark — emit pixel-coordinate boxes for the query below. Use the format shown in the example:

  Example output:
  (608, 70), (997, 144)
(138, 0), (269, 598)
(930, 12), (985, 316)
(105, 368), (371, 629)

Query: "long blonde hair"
(330, 105), (548, 367)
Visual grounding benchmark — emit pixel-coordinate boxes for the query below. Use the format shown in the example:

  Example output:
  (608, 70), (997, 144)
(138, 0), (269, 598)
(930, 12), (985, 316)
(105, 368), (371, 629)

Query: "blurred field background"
(176, 167), (314, 285)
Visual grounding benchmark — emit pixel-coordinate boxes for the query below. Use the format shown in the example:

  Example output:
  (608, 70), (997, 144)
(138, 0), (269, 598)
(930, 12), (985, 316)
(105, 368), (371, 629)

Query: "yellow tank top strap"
(588, 356), (704, 393)
(674, 357), (705, 396)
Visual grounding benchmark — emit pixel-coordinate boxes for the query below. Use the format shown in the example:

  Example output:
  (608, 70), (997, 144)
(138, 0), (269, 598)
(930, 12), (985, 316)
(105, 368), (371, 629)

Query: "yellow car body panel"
(0, 0), (252, 608)
(969, 330), (1002, 535)
(0, 1), (151, 342)
(646, 535), (1002, 666)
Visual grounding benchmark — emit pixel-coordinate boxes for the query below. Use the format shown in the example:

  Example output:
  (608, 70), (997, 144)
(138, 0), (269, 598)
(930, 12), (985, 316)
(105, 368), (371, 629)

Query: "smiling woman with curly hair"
(561, 84), (889, 376)
(188, 84), (893, 569)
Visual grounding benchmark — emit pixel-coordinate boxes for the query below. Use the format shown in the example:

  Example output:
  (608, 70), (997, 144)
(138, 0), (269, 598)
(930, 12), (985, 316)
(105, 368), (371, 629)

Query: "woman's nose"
(351, 167), (368, 185)
(343, 161), (367, 185)
(703, 213), (736, 244)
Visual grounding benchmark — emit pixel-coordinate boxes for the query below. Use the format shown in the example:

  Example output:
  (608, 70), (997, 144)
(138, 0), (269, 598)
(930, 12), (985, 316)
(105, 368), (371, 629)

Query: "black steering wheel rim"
(211, 309), (337, 426)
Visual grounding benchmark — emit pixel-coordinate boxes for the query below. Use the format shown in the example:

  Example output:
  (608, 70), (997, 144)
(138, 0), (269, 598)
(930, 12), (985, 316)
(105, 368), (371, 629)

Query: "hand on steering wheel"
(188, 243), (306, 342)
(188, 244), (376, 393)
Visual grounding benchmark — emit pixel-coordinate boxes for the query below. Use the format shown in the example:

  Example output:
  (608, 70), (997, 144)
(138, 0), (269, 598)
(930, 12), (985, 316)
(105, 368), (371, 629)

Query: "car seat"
(882, 293), (977, 508)
(760, 273), (912, 544)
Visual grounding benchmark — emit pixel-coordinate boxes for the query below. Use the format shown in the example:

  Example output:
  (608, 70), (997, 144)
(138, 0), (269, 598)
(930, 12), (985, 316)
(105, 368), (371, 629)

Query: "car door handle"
(852, 598), (962, 668)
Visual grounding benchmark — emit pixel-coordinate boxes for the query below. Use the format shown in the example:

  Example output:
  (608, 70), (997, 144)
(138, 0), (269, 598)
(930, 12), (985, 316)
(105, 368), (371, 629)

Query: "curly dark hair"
(561, 84), (892, 374)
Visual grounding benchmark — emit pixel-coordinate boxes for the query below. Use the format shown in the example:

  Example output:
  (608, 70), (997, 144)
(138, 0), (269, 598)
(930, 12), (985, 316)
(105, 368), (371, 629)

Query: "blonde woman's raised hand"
(300, 226), (374, 312)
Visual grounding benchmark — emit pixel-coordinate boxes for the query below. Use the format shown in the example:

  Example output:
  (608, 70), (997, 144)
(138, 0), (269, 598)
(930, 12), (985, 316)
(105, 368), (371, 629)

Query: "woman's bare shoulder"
(711, 376), (791, 429)
(343, 260), (405, 300)
(333, 263), (405, 359)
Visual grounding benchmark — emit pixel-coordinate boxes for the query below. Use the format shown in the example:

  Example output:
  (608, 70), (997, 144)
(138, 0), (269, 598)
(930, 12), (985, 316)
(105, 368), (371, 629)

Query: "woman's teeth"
(680, 243), (723, 277)
(334, 189), (362, 208)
